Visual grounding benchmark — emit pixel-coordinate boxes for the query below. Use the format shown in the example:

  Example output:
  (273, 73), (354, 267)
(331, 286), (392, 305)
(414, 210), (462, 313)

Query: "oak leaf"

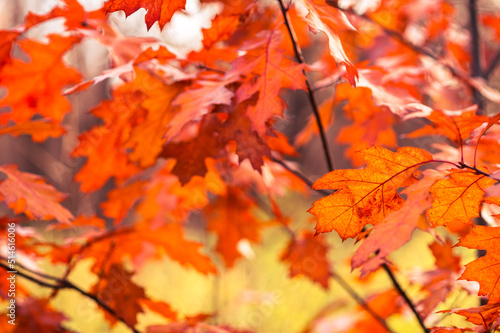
(352, 169), (441, 276)
(426, 169), (496, 227)
(227, 30), (306, 135)
(105, 0), (186, 30)
(0, 165), (73, 224)
(309, 146), (433, 239)
(205, 187), (262, 267)
(0, 120), (66, 142)
(93, 263), (145, 328)
(298, 0), (358, 86)
(281, 232), (332, 288)
(0, 35), (81, 124)
(457, 225), (500, 303)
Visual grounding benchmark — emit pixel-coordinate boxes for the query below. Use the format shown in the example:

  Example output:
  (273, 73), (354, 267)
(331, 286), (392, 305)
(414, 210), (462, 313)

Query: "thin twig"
(333, 274), (395, 333)
(0, 261), (139, 333)
(277, 0), (335, 172)
(271, 156), (333, 196)
(382, 264), (428, 332)
(468, 0), (484, 113)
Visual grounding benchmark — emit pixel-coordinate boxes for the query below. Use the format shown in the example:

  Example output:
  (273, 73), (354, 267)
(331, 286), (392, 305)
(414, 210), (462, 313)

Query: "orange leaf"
(309, 146), (433, 239)
(426, 169), (496, 227)
(298, 0), (358, 86)
(0, 120), (66, 142)
(0, 35), (81, 124)
(443, 302), (500, 331)
(228, 30), (306, 136)
(93, 263), (145, 328)
(0, 165), (73, 224)
(457, 225), (500, 303)
(205, 187), (262, 267)
(280, 232), (332, 288)
(407, 108), (488, 144)
(352, 169), (440, 276)
(105, 0), (186, 30)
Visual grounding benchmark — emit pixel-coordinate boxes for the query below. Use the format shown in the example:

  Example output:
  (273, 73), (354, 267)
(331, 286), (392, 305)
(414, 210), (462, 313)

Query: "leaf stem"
(277, 0), (335, 172)
(0, 260), (139, 333)
(382, 264), (428, 332)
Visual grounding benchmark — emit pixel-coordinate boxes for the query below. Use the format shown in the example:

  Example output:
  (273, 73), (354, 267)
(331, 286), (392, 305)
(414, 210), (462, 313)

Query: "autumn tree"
(1, 0), (500, 332)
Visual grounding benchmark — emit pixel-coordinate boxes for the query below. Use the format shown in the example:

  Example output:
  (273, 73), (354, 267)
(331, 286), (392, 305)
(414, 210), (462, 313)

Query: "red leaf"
(0, 165), (73, 224)
(105, 0), (187, 30)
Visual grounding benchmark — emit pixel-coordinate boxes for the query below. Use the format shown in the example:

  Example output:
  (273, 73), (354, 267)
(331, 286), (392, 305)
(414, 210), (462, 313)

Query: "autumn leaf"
(0, 34), (81, 124)
(0, 30), (20, 69)
(298, 0), (358, 86)
(426, 169), (496, 227)
(139, 299), (177, 320)
(0, 165), (73, 224)
(442, 303), (500, 331)
(352, 169), (441, 276)
(457, 225), (500, 303)
(100, 180), (146, 225)
(348, 289), (403, 333)
(15, 299), (67, 333)
(24, 0), (106, 30)
(205, 187), (262, 267)
(407, 108), (488, 145)
(281, 232), (332, 288)
(309, 146), (433, 239)
(93, 263), (145, 328)
(227, 29), (306, 136)
(0, 120), (66, 142)
(105, 0), (186, 30)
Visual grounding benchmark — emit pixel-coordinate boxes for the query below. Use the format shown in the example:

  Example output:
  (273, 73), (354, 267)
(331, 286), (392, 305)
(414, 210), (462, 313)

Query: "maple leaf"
(0, 120), (66, 142)
(281, 232), (332, 288)
(93, 263), (145, 328)
(457, 225), (500, 303)
(15, 299), (67, 333)
(205, 187), (262, 267)
(298, 0), (358, 86)
(0, 35), (81, 124)
(407, 108), (488, 145)
(412, 240), (462, 320)
(309, 146), (433, 239)
(24, 0), (106, 30)
(0, 30), (20, 69)
(139, 299), (177, 320)
(426, 169), (497, 227)
(352, 170), (441, 276)
(105, 0), (186, 30)
(100, 180), (146, 225)
(442, 303), (500, 331)
(0, 165), (73, 224)
(227, 30), (306, 136)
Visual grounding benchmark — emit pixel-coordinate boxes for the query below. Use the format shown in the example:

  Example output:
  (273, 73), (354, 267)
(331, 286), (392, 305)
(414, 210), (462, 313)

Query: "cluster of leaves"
(1, 0), (500, 332)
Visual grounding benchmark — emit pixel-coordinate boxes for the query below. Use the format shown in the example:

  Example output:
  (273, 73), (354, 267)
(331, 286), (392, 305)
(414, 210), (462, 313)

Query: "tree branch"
(468, 0), (484, 113)
(271, 156), (333, 196)
(382, 264), (428, 332)
(277, 0), (335, 172)
(0, 260), (139, 333)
